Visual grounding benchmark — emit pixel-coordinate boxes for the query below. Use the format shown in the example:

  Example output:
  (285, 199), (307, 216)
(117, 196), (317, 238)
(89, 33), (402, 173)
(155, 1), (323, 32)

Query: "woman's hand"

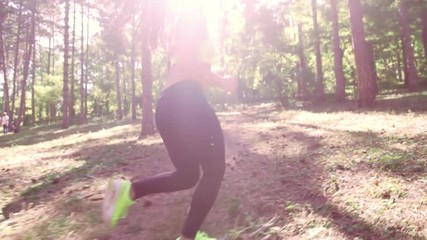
(219, 75), (239, 93)
(167, 60), (239, 94)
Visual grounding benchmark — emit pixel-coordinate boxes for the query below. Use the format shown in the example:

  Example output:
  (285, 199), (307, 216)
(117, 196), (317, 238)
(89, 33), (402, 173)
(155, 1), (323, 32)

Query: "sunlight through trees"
(0, 0), (425, 131)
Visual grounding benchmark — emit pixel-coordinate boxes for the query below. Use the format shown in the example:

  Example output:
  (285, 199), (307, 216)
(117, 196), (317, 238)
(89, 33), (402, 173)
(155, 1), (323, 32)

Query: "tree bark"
(366, 41), (378, 95)
(70, 0), (76, 119)
(51, 1), (56, 76)
(11, 0), (24, 122)
(38, 58), (42, 122)
(312, 0), (324, 101)
(85, 3), (89, 116)
(400, 34), (409, 85)
(122, 63), (128, 117)
(49, 103), (56, 122)
(62, 0), (70, 129)
(399, 0), (418, 91)
(115, 58), (123, 120)
(140, 38), (154, 137)
(347, 0), (377, 107)
(131, 18), (137, 120)
(79, 1), (86, 124)
(330, 0), (346, 102)
(0, 7), (10, 115)
(17, 1), (36, 132)
(297, 24), (309, 100)
(31, 42), (36, 124)
(47, 23), (52, 75)
(395, 37), (403, 83)
(31, 26), (37, 124)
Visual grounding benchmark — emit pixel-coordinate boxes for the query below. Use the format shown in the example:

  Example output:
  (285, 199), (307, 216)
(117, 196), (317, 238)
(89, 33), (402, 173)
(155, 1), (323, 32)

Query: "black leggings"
(132, 80), (226, 238)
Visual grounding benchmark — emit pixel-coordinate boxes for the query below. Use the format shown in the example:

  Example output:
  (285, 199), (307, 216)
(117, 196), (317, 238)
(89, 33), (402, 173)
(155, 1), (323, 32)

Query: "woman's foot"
(102, 179), (135, 228)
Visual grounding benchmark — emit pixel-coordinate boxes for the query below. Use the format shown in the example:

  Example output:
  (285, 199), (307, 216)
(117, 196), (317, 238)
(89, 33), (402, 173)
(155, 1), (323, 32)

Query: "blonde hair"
(171, 10), (217, 65)
(171, 10), (208, 52)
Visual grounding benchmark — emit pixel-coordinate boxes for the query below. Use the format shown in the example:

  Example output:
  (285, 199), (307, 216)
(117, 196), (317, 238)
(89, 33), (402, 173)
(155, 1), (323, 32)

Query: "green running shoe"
(102, 179), (135, 228)
(195, 231), (216, 240)
(176, 231), (217, 240)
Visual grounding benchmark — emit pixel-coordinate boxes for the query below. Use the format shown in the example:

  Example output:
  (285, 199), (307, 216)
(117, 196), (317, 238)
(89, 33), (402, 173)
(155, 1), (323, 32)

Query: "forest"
(0, 0), (426, 239)
(0, 0), (425, 133)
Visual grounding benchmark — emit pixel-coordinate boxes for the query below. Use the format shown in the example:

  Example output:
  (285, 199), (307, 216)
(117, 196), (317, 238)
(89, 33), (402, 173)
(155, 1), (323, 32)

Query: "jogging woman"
(102, 10), (238, 240)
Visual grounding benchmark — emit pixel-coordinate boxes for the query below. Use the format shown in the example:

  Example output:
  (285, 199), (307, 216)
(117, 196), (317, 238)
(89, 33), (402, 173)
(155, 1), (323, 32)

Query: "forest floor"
(0, 91), (427, 240)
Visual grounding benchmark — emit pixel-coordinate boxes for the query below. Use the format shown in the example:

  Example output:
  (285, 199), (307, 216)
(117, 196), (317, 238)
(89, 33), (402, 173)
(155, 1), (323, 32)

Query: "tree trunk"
(31, 27), (37, 125)
(38, 52), (43, 122)
(395, 37), (403, 83)
(400, 34), (409, 85)
(399, 0), (418, 91)
(347, 0), (377, 108)
(297, 24), (308, 100)
(366, 41), (378, 95)
(115, 58), (123, 120)
(85, 3), (89, 116)
(31, 42), (36, 124)
(47, 24), (52, 75)
(79, 1), (86, 124)
(17, 1), (36, 132)
(122, 63), (128, 117)
(62, 0), (70, 129)
(11, 0), (24, 123)
(420, 0), (427, 60)
(140, 38), (154, 137)
(131, 18), (137, 120)
(0, 10), (10, 115)
(51, 2), (56, 76)
(70, 0), (76, 119)
(49, 103), (56, 122)
(330, 0), (346, 102)
(312, 0), (324, 101)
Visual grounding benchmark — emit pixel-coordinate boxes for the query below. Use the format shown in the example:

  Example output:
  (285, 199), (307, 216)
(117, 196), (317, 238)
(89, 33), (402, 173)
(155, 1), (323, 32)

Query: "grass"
(369, 179), (407, 200)
(1, 92), (427, 239)
(23, 215), (72, 240)
(21, 210), (106, 240)
(20, 194), (106, 240)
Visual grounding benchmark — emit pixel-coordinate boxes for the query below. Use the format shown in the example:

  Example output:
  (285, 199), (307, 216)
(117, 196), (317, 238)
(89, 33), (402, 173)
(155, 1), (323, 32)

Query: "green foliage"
(34, 74), (63, 107)
(2, 0), (427, 124)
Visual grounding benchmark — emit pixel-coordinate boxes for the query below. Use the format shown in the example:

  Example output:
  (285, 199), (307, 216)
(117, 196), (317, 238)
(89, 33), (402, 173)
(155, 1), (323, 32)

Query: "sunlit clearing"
(217, 111), (242, 116)
(107, 135), (163, 146)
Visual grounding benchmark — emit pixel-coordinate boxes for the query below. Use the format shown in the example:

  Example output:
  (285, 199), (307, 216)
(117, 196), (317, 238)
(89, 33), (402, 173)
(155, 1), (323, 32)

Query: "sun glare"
(173, 0), (224, 42)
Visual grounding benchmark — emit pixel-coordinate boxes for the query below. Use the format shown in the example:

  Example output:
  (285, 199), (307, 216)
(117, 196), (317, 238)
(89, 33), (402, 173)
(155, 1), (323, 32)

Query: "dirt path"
(109, 103), (427, 240)
(0, 99), (426, 240)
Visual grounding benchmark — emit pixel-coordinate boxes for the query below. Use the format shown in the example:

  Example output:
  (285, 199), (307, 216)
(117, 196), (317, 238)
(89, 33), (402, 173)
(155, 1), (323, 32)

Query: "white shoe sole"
(102, 179), (121, 226)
